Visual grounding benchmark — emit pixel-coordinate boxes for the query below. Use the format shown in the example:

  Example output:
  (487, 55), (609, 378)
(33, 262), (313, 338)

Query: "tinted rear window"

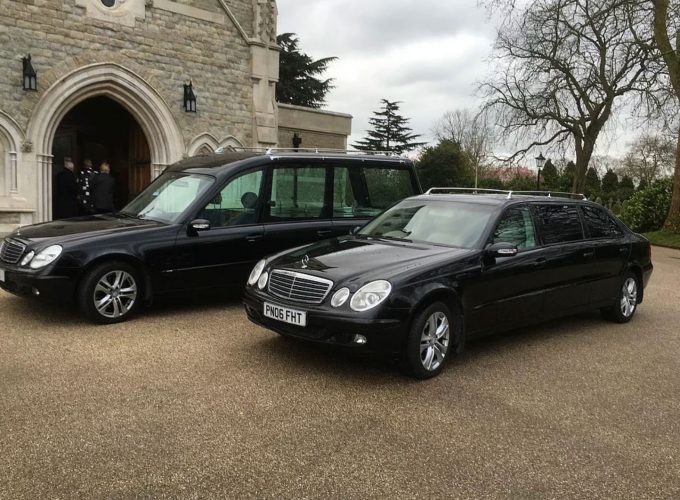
(582, 205), (624, 239)
(533, 204), (584, 244)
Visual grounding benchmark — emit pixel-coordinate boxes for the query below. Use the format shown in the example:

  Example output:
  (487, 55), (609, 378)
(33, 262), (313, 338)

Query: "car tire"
(401, 301), (459, 379)
(77, 261), (142, 324)
(601, 271), (639, 323)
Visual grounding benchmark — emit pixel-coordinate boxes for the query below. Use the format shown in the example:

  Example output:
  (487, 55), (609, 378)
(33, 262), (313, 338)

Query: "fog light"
(330, 287), (350, 307)
(32, 287), (40, 296)
(353, 334), (367, 345)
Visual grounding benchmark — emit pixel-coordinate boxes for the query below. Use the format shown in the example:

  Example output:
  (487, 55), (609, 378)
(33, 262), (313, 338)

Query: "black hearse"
(244, 189), (653, 379)
(0, 150), (421, 323)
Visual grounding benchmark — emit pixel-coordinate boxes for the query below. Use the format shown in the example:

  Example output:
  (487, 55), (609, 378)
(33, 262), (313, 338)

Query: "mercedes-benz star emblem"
(301, 255), (310, 269)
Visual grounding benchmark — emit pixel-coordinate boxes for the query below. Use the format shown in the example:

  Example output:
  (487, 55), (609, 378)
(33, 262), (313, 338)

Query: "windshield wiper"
(376, 235), (412, 242)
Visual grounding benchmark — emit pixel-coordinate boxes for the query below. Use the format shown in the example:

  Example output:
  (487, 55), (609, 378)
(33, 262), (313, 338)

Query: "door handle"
(618, 247), (628, 254)
(316, 230), (333, 236)
(246, 234), (263, 242)
(533, 258), (547, 267)
(583, 251), (595, 258)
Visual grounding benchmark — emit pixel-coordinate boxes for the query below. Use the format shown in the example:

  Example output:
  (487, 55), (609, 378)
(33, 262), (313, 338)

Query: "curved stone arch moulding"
(26, 62), (185, 221)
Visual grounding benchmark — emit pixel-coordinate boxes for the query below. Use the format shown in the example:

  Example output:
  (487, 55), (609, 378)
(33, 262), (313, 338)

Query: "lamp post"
(535, 153), (546, 190)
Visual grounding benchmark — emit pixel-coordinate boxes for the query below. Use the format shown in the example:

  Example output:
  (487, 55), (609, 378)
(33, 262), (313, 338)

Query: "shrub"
(620, 178), (673, 232)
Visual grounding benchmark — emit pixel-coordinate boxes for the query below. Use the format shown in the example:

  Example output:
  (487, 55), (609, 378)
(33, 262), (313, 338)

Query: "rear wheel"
(601, 271), (639, 323)
(78, 261), (142, 324)
(401, 301), (458, 379)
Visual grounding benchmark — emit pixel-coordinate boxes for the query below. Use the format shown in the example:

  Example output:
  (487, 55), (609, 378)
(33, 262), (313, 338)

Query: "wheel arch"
(408, 284), (466, 353)
(76, 253), (153, 303)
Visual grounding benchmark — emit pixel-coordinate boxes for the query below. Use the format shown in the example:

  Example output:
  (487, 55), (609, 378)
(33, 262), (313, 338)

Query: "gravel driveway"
(1, 246), (679, 499)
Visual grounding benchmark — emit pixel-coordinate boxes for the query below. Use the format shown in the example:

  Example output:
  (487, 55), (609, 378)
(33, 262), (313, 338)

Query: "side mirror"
(189, 219), (211, 235)
(349, 226), (361, 235)
(486, 242), (519, 258)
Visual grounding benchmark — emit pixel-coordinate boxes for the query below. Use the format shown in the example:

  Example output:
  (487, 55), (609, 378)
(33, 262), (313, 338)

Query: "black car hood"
(270, 236), (474, 285)
(9, 215), (165, 246)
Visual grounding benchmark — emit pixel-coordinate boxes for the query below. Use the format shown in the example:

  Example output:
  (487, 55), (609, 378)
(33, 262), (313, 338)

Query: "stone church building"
(0, 0), (351, 233)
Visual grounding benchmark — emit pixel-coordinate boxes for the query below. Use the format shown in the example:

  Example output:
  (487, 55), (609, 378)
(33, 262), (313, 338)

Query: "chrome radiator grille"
(0, 238), (26, 264)
(268, 270), (333, 304)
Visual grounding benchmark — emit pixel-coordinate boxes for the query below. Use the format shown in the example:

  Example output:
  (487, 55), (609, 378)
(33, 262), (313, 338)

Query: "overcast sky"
(276, 0), (496, 149)
(276, 0), (634, 160)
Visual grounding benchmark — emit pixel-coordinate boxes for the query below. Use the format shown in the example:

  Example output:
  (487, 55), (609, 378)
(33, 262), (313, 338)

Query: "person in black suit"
(91, 161), (117, 213)
(53, 157), (79, 219)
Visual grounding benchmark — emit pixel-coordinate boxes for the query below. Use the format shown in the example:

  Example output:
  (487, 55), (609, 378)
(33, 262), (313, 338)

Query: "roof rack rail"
(512, 190), (587, 200)
(264, 147), (402, 156)
(213, 146), (403, 157)
(426, 187), (514, 199)
(425, 187), (587, 200)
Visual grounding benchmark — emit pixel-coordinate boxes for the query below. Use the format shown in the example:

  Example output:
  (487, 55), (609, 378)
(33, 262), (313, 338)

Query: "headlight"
(20, 251), (35, 266)
(29, 245), (63, 269)
(257, 271), (269, 290)
(350, 280), (392, 312)
(248, 259), (266, 286)
(331, 287), (350, 308)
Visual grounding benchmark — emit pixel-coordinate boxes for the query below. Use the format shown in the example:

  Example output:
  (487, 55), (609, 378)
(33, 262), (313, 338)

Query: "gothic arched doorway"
(51, 96), (151, 216)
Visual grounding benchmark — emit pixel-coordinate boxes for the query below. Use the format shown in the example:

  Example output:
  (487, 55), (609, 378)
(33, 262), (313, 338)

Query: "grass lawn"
(643, 230), (680, 249)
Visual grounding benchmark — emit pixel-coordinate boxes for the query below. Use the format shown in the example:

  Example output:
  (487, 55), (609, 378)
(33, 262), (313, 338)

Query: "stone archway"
(27, 62), (184, 221)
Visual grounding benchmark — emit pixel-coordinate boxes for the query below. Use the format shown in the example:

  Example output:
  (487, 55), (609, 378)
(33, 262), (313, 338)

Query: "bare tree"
(433, 109), (495, 188)
(481, 0), (652, 193)
(621, 133), (676, 185)
(652, 0), (680, 231)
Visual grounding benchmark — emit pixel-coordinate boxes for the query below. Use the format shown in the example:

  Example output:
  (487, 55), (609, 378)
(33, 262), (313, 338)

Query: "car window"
(533, 204), (584, 244)
(121, 172), (214, 224)
(359, 199), (496, 248)
(197, 169), (263, 227)
(582, 205), (624, 239)
(492, 206), (537, 249)
(267, 166), (327, 221)
(333, 166), (415, 219)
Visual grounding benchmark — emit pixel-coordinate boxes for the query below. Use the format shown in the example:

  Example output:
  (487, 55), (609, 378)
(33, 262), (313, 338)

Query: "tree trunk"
(664, 130), (680, 232)
(572, 136), (596, 194)
(653, 0), (680, 232)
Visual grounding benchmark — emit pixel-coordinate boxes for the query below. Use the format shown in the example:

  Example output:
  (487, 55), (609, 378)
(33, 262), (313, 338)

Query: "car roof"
(165, 150), (414, 177)
(412, 192), (594, 207)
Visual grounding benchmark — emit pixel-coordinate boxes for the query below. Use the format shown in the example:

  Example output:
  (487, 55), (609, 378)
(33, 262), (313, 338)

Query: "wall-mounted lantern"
(292, 132), (302, 151)
(183, 81), (197, 112)
(22, 55), (37, 91)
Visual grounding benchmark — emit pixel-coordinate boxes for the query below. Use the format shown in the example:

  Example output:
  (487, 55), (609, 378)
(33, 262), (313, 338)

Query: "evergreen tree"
(601, 169), (619, 204)
(559, 162), (576, 192)
(353, 100), (427, 154)
(541, 159), (560, 190)
(584, 167), (601, 198)
(618, 175), (635, 202)
(416, 140), (473, 189)
(276, 33), (337, 109)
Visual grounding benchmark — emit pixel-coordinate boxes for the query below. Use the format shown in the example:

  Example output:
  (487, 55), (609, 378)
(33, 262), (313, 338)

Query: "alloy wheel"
(93, 270), (138, 319)
(620, 277), (638, 318)
(420, 311), (450, 371)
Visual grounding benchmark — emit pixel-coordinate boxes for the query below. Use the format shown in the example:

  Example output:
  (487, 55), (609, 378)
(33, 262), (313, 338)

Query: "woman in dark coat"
(53, 157), (79, 219)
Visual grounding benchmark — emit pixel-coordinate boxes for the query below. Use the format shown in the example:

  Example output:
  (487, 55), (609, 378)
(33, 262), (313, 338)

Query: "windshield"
(359, 199), (496, 248)
(120, 172), (214, 223)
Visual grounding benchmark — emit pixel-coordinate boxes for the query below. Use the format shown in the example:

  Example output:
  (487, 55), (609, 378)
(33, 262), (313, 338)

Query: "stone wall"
(0, 0), (257, 148)
(278, 103), (352, 150)
(0, 0), (279, 228)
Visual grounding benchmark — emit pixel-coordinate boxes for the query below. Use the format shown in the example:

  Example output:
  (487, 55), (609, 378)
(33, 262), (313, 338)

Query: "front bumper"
(0, 265), (77, 304)
(243, 288), (409, 355)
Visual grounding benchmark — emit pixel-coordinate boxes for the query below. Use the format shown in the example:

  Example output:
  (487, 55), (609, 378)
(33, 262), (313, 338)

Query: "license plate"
(0, 269), (4, 282)
(264, 302), (307, 327)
